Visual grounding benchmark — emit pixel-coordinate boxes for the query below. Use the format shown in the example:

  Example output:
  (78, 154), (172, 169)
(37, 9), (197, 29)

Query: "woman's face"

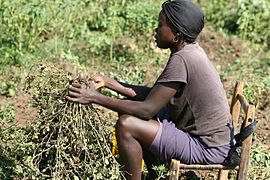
(155, 12), (176, 49)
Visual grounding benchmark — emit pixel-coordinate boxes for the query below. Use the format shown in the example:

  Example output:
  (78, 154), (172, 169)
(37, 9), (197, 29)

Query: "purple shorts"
(149, 110), (230, 164)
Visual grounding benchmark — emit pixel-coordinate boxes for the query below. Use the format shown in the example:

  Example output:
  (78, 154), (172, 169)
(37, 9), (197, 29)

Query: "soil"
(0, 93), (38, 128)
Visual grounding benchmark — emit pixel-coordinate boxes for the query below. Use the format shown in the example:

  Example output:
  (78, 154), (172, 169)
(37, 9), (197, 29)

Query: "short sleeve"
(156, 54), (187, 84)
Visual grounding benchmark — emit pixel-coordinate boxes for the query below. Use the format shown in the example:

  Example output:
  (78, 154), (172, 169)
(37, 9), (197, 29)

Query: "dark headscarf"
(162, 0), (204, 42)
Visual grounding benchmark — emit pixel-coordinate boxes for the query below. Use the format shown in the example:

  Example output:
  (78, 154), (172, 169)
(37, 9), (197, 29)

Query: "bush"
(199, 0), (270, 47)
(237, 0), (270, 47)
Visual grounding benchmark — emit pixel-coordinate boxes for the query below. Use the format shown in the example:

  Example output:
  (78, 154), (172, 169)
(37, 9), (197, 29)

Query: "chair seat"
(178, 163), (238, 170)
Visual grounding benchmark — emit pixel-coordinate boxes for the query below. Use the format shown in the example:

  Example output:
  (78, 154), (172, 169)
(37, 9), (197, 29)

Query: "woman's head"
(159, 0), (204, 44)
(155, 11), (179, 49)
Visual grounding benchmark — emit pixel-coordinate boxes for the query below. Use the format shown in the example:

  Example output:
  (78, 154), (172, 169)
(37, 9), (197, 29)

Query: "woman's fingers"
(71, 83), (82, 88)
(68, 91), (80, 97)
(93, 82), (103, 90)
(66, 85), (81, 102)
(93, 76), (105, 89)
(66, 96), (79, 102)
(69, 84), (81, 93)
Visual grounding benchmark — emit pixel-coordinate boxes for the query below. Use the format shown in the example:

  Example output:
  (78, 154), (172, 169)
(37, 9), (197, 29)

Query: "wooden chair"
(169, 81), (256, 180)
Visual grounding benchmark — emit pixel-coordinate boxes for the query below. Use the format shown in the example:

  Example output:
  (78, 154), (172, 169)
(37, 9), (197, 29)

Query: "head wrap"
(162, 0), (204, 42)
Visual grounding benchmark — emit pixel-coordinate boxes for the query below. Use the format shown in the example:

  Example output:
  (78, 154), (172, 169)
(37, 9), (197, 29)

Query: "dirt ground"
(0, 93), (38, 128)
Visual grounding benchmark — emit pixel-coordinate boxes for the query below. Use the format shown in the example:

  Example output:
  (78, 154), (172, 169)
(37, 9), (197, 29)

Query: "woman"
(67, 0), (233, 179)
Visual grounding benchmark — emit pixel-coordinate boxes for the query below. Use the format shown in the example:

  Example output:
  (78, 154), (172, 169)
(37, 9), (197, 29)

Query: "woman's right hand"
(92, 75), (106, 90)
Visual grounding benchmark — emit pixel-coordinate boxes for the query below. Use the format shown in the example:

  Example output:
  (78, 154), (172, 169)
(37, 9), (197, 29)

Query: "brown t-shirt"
(156, 43), (233, 147)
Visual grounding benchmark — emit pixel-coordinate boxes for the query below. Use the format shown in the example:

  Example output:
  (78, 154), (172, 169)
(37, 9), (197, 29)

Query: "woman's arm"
(66, 82), (183, 120)
(94, 75), (151, 101)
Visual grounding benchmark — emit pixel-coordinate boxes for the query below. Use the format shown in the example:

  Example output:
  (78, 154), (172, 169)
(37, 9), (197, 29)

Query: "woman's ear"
(173, 32), (181, 42)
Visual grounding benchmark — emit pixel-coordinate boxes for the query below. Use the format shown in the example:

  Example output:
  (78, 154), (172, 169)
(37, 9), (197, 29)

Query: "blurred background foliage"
(200, 0), (270, 47)
(1, 0), (269, 95)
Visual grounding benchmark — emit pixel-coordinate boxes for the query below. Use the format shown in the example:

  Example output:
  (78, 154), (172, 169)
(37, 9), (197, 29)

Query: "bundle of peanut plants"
(14, 63), (122, 179)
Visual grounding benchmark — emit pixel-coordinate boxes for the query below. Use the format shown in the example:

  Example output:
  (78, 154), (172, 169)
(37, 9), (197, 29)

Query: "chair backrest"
(230, 81), (256, 180)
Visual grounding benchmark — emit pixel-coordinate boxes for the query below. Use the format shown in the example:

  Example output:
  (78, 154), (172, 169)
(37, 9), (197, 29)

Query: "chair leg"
(218, 169), (229, 180)
(169, 159), (180, 180)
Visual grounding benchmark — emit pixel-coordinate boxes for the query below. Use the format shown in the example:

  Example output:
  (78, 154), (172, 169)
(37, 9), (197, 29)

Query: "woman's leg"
(143, 150), (159, 179)
(115, 114), (160, 180)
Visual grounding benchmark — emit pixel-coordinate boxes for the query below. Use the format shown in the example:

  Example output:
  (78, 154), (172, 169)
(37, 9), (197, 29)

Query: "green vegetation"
(0, 0), (269, 179)
(200, 0), (270, 47)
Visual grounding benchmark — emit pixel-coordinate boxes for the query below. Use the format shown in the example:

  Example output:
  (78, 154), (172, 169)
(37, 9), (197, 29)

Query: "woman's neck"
(170, 41), (187, 54)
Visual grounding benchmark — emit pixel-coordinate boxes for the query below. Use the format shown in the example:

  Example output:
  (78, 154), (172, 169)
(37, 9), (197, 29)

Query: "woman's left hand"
(66, 82), (98, 104)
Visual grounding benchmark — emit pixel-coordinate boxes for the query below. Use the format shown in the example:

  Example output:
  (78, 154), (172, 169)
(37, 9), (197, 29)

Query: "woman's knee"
(115, 114), (135, 136)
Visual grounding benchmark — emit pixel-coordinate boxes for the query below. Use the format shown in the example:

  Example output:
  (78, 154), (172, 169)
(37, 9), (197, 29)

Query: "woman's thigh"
(116, 114), (160, 149)
(149, 120), (230, 164)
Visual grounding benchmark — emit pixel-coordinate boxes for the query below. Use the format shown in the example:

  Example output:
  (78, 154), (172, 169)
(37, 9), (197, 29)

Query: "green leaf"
(8, 88), (16, 96)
